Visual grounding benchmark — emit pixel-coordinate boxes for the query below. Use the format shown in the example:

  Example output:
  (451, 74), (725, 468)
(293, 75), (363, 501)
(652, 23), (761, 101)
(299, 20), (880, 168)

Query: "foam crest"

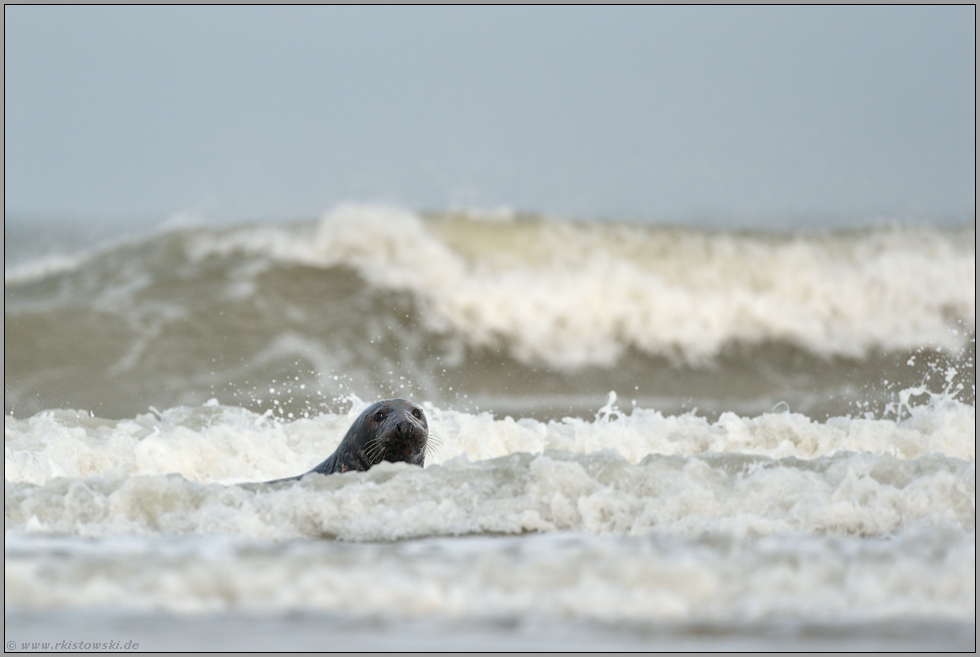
(5, 447), (974, 541)
(429, 391), (976, 463)
(5, 392), (974, 489)
(4, 403), (360, 486)
(5, 528), (974, 621)
(4, 253), (88, 285)
(187, 205), (975, 367)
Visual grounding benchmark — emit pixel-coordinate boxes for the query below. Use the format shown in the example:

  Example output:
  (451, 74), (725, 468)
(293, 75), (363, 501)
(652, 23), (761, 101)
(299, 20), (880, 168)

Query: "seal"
(267, 398), (429, 482)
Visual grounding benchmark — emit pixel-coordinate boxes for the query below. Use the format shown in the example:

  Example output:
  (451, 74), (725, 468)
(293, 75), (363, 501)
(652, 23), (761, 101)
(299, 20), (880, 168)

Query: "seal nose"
(396, 420), (414, 438)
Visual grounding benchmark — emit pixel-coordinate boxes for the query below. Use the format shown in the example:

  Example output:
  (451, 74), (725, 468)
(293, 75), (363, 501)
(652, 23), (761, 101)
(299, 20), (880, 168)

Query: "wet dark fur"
(267, 399), (428, 483)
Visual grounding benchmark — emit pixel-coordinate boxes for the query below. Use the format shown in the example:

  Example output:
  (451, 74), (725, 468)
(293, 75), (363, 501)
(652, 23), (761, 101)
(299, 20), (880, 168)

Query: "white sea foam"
(4, 394), (974, 541)
(185, 205), (975, 367)
(3, 253), (88, 285)
(5, 449), (973, 541)
(5, 393), (974, 488)
(5, 528), (974, 622)
(5, 396), (974, 628)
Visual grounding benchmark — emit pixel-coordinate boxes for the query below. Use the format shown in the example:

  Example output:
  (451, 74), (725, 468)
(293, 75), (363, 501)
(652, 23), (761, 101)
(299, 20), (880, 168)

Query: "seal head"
(270, 399), (428, 482)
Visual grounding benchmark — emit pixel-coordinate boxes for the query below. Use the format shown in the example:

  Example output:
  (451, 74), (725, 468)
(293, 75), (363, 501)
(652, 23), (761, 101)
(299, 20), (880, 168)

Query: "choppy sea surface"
(4, 206), (976, 650)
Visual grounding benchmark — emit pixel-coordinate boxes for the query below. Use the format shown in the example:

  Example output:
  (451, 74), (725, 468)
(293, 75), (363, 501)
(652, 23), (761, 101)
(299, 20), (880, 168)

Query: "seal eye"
(412, 408), (423, 420)
(373, 412), (384, 422)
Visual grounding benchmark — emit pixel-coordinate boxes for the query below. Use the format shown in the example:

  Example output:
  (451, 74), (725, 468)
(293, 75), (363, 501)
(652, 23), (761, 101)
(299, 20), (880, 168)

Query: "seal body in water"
(268, 398), (428, 482)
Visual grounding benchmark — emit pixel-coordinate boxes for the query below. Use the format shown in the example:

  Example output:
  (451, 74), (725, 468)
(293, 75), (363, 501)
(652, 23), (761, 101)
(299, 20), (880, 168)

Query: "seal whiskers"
(423, 434), (442, 459)
(362, 436), (388, 464)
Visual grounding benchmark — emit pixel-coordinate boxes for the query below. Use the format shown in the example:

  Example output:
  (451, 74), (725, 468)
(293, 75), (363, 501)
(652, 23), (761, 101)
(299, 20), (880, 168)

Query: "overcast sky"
(4, 6), (975, 226)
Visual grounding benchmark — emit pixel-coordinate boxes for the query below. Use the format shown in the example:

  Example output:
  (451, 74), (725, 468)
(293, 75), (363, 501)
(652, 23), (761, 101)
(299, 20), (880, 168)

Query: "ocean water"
(4, 206), (976, 650)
